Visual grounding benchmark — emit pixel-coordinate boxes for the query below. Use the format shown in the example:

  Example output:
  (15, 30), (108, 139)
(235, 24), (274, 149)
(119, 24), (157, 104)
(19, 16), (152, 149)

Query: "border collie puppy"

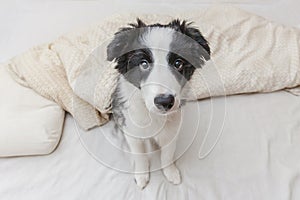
(107, 19), (210, 189)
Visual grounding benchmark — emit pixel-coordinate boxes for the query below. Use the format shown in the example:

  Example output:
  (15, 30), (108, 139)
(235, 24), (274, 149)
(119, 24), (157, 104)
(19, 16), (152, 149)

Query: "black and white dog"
(107, 19), (210, 189)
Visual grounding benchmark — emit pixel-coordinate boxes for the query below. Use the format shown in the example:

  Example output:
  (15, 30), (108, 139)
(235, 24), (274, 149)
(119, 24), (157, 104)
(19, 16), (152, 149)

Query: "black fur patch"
(114, 48), (153, 89)
(111, 81), (127, 128)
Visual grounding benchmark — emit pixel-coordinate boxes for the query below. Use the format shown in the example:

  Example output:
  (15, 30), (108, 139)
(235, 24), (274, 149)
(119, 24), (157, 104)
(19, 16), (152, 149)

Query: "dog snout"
(154, 94), (175, 111)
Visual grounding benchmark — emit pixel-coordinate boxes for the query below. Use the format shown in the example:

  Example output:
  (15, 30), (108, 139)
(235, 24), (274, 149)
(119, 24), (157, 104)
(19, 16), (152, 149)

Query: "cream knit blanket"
(5, 5), (300, 130)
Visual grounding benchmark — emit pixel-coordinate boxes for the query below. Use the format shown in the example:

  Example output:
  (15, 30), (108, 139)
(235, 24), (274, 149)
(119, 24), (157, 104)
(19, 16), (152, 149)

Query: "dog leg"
(157, 123), (181, 185)
(125, 135), (149, 189)
(160, 139), (181, 184)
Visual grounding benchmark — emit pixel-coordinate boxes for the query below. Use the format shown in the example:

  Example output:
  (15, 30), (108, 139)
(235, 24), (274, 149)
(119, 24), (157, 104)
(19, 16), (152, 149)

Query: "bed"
(1, 0), (300, 199)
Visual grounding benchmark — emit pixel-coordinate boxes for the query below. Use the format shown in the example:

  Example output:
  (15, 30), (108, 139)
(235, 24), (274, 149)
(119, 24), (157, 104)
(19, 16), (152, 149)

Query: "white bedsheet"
(1, 0), (300, 199)
(1, 92), (300, 200)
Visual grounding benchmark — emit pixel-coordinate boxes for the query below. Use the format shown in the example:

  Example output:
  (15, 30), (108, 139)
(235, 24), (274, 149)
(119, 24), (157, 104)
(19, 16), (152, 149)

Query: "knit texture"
(5, 5), (300, 130)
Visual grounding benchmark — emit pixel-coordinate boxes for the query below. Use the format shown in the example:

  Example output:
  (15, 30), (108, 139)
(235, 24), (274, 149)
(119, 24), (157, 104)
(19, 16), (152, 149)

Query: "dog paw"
(134, 173), (150, 190)
(163, 164), (181, 185)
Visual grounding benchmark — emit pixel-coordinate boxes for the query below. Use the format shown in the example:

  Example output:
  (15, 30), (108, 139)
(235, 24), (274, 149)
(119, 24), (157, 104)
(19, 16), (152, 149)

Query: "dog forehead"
(140, 27), (174, 52)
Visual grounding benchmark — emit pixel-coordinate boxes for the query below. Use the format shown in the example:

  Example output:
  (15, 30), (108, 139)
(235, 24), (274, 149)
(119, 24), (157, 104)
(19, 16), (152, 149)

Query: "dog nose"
(154, 94), (175, 111)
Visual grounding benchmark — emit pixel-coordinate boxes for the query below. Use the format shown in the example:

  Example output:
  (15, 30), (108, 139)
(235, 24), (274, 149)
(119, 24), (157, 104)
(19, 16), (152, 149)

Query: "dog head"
(107, 19), (210, 114)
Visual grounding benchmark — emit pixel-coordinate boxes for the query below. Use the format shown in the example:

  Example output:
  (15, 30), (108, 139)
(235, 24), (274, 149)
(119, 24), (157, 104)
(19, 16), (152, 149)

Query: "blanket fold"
(6, 44), (108, 129)
(5, 5), (300, 130)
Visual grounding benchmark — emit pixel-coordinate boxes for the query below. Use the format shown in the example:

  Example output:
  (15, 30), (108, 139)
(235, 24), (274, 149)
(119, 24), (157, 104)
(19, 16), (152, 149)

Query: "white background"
(1, 0), (300, 63)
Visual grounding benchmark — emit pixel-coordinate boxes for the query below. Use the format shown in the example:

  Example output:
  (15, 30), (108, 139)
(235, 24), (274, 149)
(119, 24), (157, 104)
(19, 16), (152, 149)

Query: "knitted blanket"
(5, 5), (300, 130)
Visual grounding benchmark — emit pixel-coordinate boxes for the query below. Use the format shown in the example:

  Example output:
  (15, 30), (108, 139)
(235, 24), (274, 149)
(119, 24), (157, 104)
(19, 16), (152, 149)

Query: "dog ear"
(169, 19), (210, 61)
(107, 31), (129, 61)
(185, 26), (210, 60)
(107, 18), (146, 61)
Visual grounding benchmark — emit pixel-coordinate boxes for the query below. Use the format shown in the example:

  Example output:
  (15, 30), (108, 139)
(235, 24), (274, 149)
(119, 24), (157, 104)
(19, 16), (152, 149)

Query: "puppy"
(107, 19), (210, 189)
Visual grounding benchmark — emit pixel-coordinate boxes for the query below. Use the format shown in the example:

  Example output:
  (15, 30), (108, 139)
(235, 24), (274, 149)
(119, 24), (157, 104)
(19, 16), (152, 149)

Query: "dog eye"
(139, 60), (150, 70)
(173, 59), (184, 71)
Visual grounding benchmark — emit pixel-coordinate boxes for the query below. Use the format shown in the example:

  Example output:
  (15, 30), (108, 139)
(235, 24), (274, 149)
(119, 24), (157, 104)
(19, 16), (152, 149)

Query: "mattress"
(1, 0), (300, 199)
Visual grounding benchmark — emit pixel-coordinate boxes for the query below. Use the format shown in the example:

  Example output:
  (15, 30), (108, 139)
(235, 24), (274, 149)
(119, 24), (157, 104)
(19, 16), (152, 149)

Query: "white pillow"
(0, 64), (65, 157)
